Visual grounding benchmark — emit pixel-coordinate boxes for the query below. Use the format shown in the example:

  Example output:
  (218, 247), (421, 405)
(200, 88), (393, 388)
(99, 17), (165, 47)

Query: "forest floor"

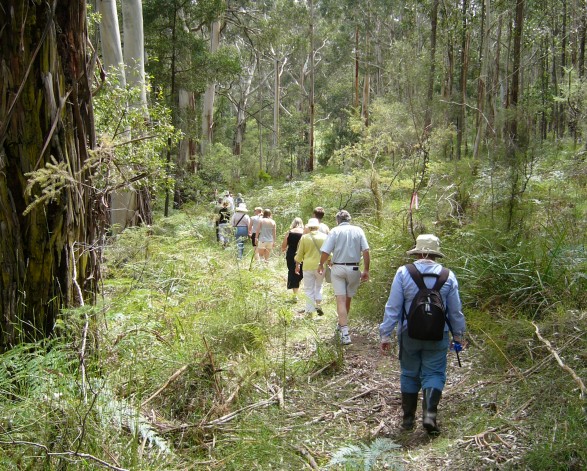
(222, 255), (521, 470)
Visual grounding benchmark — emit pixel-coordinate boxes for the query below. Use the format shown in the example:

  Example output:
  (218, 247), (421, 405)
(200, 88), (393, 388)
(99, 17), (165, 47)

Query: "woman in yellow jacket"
(294, 218), (328, 315)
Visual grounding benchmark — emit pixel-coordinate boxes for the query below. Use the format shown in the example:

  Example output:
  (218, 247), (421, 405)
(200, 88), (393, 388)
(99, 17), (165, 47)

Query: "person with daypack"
(379, 234), (466, 434)
(318, 210), (370, 345)
(231, 203), (250, 260)
(217, 201), (232, 247)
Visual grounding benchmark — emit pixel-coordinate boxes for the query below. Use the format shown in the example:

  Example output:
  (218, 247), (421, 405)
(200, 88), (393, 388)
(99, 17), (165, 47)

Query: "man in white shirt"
(318, 210), (370, 345)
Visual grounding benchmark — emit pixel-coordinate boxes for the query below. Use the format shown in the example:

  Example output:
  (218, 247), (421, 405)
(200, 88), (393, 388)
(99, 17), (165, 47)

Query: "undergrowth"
(1, 162), (586, 469)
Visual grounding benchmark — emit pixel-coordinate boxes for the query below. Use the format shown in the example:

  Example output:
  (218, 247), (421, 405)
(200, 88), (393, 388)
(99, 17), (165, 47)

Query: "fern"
(328, 438), (403, 470)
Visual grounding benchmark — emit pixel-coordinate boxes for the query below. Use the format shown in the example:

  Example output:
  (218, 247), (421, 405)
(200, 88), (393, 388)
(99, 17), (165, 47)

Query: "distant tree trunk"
(456, 0), (469, 160)
(424, 0), (439, 136)
(374, 20), (383, 96)
(558, 0), (567, 137)
(232, 63), (255, 158)
(507, 0), (525, 155)
(473, 0), (490, 159)
(361, 29), (370, 127)
(122, 0), (147, 108)
(490, 14), (502, 141)
(201, 18), (221, 155)
(354, 26), (360, 109)
(0, 1), (103, 350)
(273, 59), (280, 148)
(307, 0), (315, 172)
(580, 11), (586, 77)
(98, 0), (126, 86)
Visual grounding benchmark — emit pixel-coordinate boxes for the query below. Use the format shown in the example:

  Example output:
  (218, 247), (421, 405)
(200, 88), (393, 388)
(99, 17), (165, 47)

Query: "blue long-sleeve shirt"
(379, 259), (466, 341)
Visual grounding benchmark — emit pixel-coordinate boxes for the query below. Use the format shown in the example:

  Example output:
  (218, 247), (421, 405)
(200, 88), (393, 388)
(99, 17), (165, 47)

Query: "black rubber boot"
(422, 388), (442, 434)
(401, 393), (419, 430)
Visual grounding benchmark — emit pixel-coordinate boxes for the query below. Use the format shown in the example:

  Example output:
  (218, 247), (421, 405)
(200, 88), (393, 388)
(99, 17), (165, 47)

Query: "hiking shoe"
(336, 329), (352, 345)
(316, 306), (324, 316)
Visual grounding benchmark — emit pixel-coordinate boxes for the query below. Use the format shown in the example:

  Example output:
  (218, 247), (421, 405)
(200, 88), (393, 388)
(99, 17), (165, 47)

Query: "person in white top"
(313, 206), (330, 234)
(224, 190), (235, 212)
(318, 210), (370, 345)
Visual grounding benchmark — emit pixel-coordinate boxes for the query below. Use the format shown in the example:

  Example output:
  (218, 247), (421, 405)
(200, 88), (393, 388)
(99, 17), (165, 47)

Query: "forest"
(0, 0), (586, 469)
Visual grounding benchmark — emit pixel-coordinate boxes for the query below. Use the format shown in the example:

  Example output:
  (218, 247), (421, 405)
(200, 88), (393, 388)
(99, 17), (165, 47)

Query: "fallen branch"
(204, 394), (279, 427)
(294, 443), (320, 470)
(141, 364), (189, 408)
(0, 440), (128, 471)
(341, 387), (378, 404)
(532, 322), (587, 399)
(164, 393), (281, 433)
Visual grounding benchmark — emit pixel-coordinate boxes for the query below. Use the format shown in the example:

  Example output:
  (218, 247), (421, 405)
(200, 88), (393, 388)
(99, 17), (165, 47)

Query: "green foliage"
(327, 438), (403, 470)
(92, 78), (181, 196)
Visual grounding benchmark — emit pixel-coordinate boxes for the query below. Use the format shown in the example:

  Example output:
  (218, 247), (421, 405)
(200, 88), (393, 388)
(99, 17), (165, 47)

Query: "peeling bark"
(0, 1), (103, 349)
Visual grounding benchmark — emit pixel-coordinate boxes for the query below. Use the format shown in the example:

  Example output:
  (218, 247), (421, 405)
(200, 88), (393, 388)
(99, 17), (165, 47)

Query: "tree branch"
(0, 440), (128, 471)
(532, 322), (587, 399)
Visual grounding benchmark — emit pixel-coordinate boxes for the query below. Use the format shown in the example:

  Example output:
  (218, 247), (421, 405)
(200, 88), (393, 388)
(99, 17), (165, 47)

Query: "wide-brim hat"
(306, 217), (320, 228)
(235, 203), (248, 212)
(406, 234), (445, 258)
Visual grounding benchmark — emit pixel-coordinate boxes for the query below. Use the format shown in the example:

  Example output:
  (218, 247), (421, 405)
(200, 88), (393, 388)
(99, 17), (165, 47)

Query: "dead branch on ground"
(532, 322), (587, 399)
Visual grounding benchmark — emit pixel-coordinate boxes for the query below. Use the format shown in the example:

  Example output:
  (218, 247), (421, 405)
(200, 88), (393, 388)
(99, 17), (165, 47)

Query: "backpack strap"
(405, 263), (427, 288)
(432, 267), (450, 291)
(406, 263), (449, 291)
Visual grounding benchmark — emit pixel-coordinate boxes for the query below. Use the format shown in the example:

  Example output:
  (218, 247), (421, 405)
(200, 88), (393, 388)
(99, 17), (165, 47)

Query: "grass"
(1, 165), (586, 469)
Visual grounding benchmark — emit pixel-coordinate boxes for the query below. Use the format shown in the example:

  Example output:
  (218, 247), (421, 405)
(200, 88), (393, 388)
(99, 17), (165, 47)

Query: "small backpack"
(404, 264), (449, 341)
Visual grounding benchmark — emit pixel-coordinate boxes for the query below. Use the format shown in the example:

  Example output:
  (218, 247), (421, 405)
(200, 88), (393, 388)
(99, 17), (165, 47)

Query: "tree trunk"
(361, 28), (370, 127)
(424, 0), (439, 136)
(354, 26), (360, 109)
(98, 0), (126, 86)
(201, 18), (221, 155)
(307, 0), (315, 172)
(473, 0), (490, 159)
(122, 0), (147, 108)
(112, 0), (149, 228)
(232, 63), (255, 158)
(507, 0), (525, 155)
(456, 0), (469, 160)
(580, 11), (586, 77)
(0, 1), (103, 350)
(273, 59), (280, 148)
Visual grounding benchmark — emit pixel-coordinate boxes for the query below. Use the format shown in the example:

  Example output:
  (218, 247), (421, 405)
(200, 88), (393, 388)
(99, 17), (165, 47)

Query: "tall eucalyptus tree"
(0, 1), (103, 349)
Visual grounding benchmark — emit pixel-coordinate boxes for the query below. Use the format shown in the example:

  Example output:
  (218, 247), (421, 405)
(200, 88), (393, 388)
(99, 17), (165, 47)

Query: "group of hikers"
(212, 191), (466, 435)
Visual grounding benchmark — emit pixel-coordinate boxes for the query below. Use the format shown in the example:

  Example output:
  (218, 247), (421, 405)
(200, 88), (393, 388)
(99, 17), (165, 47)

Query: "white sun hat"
(406, 234), (445, 258)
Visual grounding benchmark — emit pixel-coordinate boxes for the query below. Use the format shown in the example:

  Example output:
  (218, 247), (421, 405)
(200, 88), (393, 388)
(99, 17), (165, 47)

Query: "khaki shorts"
(257, 241), (274, 250)
(331, 264), (361, 297)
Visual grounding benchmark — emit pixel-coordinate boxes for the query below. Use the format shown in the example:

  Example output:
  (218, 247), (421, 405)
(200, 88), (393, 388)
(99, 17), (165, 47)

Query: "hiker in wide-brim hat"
(406, 234), (445, 258)
(379, 234), (466, 435)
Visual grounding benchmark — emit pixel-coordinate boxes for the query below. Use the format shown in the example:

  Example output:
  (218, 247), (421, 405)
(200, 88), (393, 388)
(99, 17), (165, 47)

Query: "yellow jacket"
(294, 230), (328, 270)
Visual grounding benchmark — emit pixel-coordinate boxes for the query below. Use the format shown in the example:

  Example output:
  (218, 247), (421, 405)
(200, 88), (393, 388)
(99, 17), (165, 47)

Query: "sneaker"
(335, 326), (352, 345)
(316, 306), (324, 316)
(340, 333), (352, 345)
